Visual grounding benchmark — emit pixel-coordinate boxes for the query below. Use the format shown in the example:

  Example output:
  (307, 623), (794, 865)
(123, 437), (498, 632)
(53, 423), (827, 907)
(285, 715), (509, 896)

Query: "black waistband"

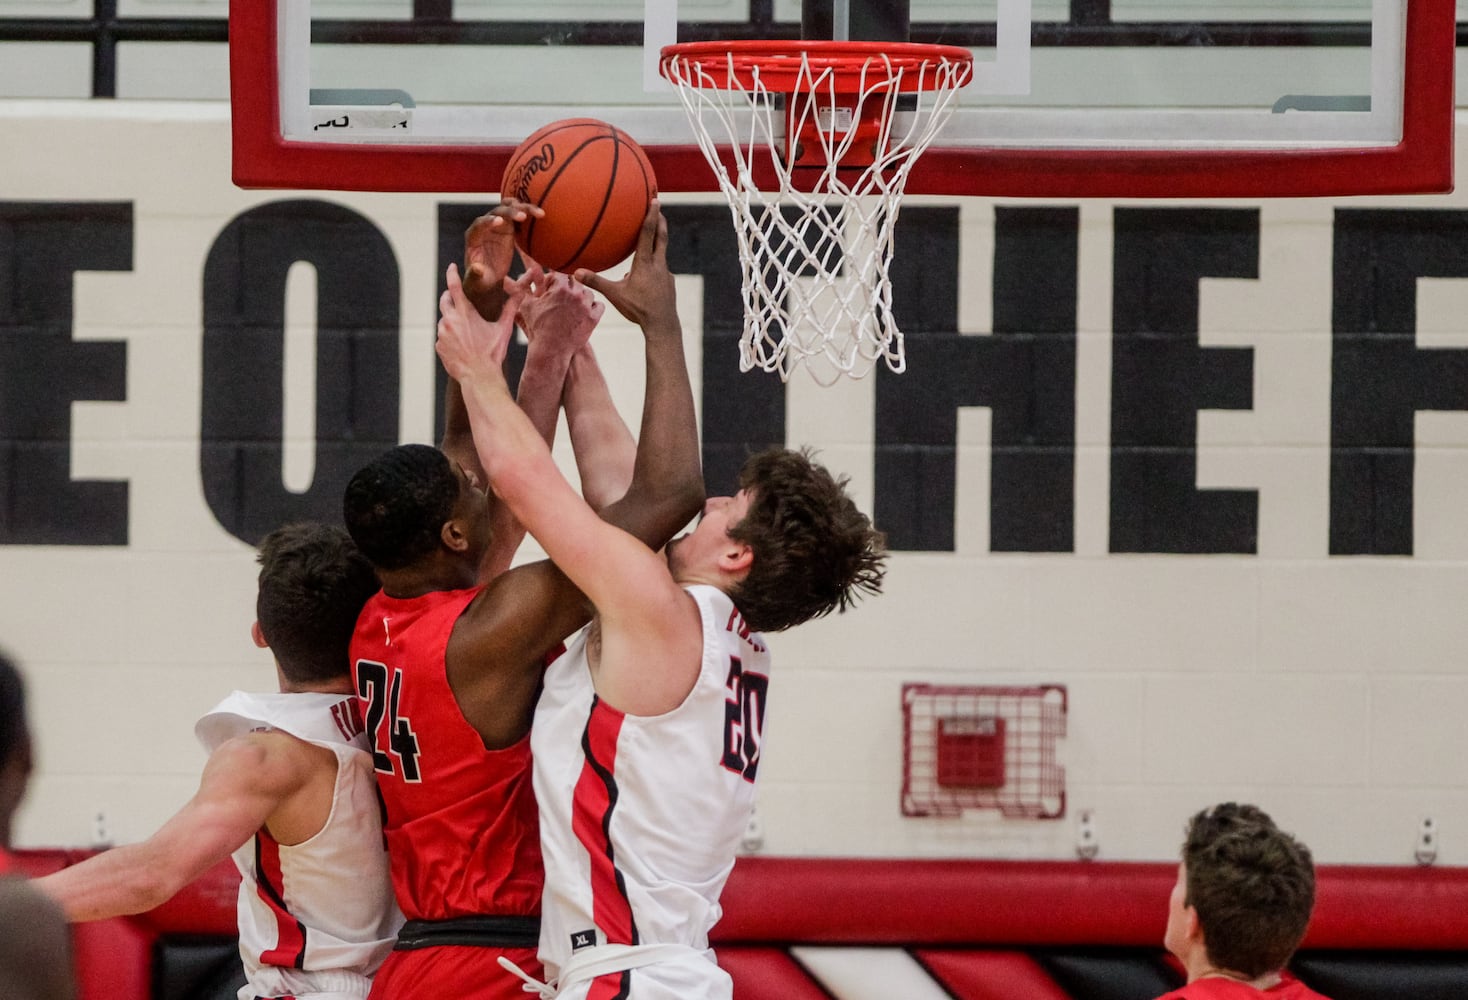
(393, 915), (541, 951)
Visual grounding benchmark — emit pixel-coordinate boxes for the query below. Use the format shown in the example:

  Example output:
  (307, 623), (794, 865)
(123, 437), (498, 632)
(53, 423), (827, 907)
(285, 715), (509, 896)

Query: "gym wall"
(2, 100), (1468, 866)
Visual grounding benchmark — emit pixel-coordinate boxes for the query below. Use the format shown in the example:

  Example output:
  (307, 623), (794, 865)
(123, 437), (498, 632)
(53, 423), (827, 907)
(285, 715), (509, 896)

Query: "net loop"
(661, 41), (973, 382)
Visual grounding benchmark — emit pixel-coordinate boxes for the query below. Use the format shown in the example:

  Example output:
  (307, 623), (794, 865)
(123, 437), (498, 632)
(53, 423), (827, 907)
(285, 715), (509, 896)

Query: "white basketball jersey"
(531, 585), (771, 992)
(196, 691), (403, 1000)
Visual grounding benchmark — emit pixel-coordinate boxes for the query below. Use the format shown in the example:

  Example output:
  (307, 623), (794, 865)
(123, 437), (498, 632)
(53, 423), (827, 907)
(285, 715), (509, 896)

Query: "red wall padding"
(18, 852), (1468, 999)
(720, 858), (1468, 950)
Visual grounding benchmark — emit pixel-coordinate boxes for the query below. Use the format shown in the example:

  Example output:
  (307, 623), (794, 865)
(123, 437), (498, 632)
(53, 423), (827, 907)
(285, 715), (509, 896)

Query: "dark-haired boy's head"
(257, 522), (380, 685)
(1165, 802), (1316, 980)
(724, 448), (886, 633)
(343, 444), (466, 572)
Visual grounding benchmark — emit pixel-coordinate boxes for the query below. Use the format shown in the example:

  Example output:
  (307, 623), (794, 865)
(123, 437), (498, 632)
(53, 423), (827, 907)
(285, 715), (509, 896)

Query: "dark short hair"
(1182, 802), (1316, 979)
(726, 448), (886, 633)
(343, 444), (459, 571)
(256, 522), (380, 684)
(0, 652), (26, 766)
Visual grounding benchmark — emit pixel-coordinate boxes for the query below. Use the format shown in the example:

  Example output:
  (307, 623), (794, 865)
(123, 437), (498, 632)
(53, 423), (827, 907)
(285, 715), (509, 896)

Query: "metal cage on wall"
(902, 683), (1067, 819)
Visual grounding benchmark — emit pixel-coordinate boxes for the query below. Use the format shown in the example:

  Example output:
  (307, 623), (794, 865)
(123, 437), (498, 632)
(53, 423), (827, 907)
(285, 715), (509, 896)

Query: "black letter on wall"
(1110, 208), (1258, 553)
(202, 201), (401, 544)
(1331, 209), (1468, 555)
(0, 202), (131, 545)
(664, 205), (784, 496)
(876, 206), (1077, 552)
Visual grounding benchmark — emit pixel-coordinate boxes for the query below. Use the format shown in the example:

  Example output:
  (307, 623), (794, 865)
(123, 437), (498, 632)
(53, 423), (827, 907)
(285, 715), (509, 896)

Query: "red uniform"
(1156, 972), (1332, 1000)
(0, 847), (14, 876)
(351, 587), (543, 1000)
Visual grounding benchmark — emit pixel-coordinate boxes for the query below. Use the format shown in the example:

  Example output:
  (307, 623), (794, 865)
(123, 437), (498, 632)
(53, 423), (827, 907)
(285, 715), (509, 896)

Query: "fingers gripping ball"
(500, 118), (658, 274)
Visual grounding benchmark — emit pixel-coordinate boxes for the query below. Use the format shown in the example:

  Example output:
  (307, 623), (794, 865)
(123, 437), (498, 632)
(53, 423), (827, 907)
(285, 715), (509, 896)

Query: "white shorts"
(555, 948), (729, 1000)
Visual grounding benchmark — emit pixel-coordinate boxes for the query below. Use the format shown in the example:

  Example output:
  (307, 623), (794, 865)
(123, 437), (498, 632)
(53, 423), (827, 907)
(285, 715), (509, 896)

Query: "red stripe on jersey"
(586, 971), (631, 1000)
(572, 696), (638, 946)
(254, 833), (308, 968)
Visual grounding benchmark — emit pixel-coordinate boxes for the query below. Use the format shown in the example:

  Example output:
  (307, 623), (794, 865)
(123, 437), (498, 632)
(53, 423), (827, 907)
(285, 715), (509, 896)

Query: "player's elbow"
(630, 469), (704, 539)
(669, 472), (706, 526)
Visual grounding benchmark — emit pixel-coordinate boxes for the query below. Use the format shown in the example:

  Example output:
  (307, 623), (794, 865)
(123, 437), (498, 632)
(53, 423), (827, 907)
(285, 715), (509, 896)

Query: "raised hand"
(462, 200), (545, 319)
(436, 262), (521, 385)
(514, 264), (606, 360)
(573, 201), (676, 334)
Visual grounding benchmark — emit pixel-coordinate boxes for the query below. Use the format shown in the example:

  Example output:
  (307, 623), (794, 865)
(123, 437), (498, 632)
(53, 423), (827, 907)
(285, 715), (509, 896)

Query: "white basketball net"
(661, 45), (971, 383)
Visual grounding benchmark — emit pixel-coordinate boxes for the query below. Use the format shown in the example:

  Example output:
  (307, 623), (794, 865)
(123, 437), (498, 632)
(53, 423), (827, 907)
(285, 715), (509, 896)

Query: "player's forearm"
(564, 345), (636, 510)
(517, 336), (576, 449)
(619, 316), (704, 544)
(35, 844), (187, 921)
(440, 377), (487, 486)
(460, 372), (561, 518)
(472, 336), (574, 578)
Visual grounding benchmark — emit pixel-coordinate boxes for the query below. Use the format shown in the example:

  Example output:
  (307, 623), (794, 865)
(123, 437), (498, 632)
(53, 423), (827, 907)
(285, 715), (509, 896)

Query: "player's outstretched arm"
(440, 202), (705, 559)
(445, 203), (601, 581)
(443, 202), (542, 485)
(574, 202), (705, 552)
(437, 210), (704, 714)
(514, 264), (641, 512)
(34, 734), (306, 921)
(518, 263), (639, 513)
(561, 343), (637, 510)
(458, 260), (608, 579)
(496, 260), (636, 514)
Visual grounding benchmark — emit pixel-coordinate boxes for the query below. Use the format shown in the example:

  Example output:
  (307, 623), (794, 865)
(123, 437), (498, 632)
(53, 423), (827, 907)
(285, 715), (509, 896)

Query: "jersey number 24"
(356, 660), (423, 782)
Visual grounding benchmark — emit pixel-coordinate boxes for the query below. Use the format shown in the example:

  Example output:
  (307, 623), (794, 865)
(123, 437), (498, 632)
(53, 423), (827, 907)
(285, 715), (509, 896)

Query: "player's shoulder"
(460, 560), (587, 634)
(207, 728), (329, 792)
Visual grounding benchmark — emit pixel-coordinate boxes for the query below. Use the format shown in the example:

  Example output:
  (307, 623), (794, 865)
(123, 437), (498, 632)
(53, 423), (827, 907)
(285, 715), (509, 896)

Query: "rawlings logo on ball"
(500, 118), (657, 273)
(504, 143), (556, 200)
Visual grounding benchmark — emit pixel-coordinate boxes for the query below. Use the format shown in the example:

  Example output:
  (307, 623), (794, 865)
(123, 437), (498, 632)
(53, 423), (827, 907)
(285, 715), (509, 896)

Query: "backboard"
(230, 0), (1454, 198)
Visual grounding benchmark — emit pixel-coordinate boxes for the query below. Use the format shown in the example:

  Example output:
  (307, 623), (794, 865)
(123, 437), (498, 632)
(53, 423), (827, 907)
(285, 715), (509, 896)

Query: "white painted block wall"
(2, 101), (1468, 870)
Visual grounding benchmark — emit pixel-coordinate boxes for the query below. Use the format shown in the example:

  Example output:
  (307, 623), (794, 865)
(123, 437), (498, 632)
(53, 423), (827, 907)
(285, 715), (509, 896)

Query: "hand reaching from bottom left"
(436, 262), (522, 387)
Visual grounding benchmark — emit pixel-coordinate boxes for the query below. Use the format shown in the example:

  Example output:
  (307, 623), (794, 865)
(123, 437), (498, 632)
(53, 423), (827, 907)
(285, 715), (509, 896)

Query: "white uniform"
(196, 691), (403, 1000)
(530, 585), (771, 1000)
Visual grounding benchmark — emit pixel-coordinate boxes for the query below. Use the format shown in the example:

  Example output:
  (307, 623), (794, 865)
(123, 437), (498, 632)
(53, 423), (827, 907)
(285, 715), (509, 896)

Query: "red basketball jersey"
(350, 587), (543, 922)
(1155, 972), (1332, 1000)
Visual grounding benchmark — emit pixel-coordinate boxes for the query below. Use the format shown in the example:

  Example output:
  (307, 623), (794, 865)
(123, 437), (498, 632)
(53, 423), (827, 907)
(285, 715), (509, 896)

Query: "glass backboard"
(230, 0), (1454, 197)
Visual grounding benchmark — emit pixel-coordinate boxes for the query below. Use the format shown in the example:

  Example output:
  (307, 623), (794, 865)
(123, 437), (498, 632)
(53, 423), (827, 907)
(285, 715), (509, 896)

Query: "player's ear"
(441, 518), (471, 553)
(251, 621), (269, 649)
(719, 541), (754, 578)
(1184, 905), (1204, 945)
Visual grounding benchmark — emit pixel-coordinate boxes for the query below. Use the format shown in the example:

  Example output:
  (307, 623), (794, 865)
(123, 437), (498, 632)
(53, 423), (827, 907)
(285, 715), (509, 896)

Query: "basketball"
(500, 118), (657, 274)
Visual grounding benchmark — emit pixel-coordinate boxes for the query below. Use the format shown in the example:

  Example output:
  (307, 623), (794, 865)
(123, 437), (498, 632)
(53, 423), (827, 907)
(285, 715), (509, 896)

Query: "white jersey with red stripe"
(531, 585), (770, 998)
(196, 691), (403, 1000)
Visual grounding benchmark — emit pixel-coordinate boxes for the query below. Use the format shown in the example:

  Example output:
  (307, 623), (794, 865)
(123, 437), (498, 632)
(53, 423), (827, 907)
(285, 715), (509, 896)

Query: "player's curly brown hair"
(1182, 802), (1316, 980)
(726, 448), (886, 634)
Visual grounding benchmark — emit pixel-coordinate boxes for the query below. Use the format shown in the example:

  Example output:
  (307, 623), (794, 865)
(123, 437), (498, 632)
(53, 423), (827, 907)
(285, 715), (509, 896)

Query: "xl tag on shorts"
(570, 929), (596, 952)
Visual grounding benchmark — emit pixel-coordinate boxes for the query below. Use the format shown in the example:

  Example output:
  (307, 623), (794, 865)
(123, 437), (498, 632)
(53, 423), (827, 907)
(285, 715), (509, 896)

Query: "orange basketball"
(500, 118), (657, 274)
